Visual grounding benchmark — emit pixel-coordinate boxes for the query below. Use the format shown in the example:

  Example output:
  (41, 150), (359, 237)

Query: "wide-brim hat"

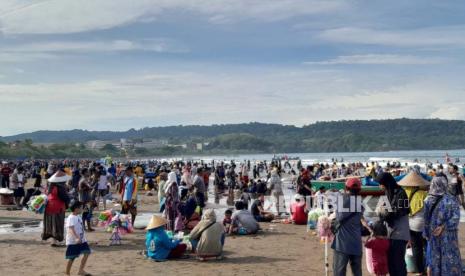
(48, 171), (71, 183)
(294, 194), (304, 201)
(146, 215), (168, 231)
(398, 171), (430, 187)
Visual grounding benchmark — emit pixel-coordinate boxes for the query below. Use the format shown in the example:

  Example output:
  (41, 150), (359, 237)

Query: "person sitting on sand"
(145, 215), (187, 262)
(290, 194), (307, 225)
(230, 201), (259, 235)
(179, 187), (202, 230)
(190, 209), (225, 261)
(251, 194), (274, 222)
(223, 209), (233, 233)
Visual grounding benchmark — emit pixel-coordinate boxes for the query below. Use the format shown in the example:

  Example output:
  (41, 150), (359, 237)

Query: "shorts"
(14, 187), (25, 197)
(122, 201), (137, 217)
(97, 189), (107, 197)
(65, 242), (91, 260)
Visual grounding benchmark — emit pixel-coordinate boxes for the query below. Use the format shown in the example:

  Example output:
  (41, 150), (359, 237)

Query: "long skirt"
(42, 211), (65, 242)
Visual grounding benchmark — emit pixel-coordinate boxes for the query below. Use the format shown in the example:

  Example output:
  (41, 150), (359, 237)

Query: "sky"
(1, 0), (465, 136)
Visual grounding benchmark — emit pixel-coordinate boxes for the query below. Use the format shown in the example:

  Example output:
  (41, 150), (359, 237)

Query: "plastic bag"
(28, 195), (47, 214)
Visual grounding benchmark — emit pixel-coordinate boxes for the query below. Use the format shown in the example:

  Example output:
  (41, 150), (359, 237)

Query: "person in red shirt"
(290, 194), (307, 225)
(42, 170), (71, 247)
(1, 163), (12, 188)
(365, 221), (390, 276)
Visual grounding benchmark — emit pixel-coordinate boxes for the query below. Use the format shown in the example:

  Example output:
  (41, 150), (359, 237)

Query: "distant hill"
(2, 119), (465, 154)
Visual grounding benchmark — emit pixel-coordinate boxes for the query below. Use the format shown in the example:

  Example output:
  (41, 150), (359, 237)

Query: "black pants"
(388, 239), (408, 276)
(196, 191), (205, 208)
(410, 230), (426, 273)
(333, 250), (362, 276)
(1, 176), (9, 188)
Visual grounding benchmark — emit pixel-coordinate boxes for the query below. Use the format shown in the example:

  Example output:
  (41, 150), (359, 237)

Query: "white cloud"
(0, 52), (57, 63)
(2, 39), (188, 53)
(304, 54), (446, 65)
(0, 67), (464, 135)
(429, 104), (465, 120)
(0, 0), (347, 34)
(317, 26), (465, 47)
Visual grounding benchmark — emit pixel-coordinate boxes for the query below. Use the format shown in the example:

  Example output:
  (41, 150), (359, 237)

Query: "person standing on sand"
(448, 165), (465, 210)
(376, 172), (410, 276)
(268, 167), (285, 214)
(398, 171), (429, 275)
(424, 176), (462, 276)
(1, 162), (12, 188)
(42, 170), (71, 246)
(65, 201), (92, 276)
(78, 168), (94, 232)
(10, 166), (26, 208)
(164, 171), (180, 231)
(297, 167), (312, 197)
(119, 166), (138, 226)
(331, 178), (365, 276)
(193, 168), (206, 208)
(157, 172), (168, 211)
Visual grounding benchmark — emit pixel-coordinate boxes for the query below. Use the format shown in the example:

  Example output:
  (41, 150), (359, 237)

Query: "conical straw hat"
(146, 215), (167, 231)
(48, 170), (71, 183)
(398, 171), (430, 187)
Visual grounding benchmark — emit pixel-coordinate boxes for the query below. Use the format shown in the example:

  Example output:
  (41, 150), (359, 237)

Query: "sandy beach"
(1, 190), (465, 276)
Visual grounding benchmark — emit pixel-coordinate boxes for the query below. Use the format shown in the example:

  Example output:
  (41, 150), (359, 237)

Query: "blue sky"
(1, 0), (465, 136)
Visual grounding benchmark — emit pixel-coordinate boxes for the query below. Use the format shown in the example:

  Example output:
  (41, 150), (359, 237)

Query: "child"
(65, 201), (91, 276)
(365, 221), (389, 276)
(313, 186), (326, 209)
(223, 209), (233, 233)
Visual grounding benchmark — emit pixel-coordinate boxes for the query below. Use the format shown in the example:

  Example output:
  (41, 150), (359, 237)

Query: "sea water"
(149, 149), (465, 164)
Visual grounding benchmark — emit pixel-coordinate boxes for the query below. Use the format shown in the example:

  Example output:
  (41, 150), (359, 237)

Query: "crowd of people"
(331, 166), (464, 276)
(1, 158), (465, 275)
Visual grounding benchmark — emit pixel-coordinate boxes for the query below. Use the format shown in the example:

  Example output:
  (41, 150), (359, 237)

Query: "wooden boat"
(311, 180), (384, 196)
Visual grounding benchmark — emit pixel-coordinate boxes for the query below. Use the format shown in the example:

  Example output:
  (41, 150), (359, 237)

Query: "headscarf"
(376, 172), (399, 201)
(376, 172), (410, 220)
(164, 171), (178, 194)
(429, 176), (448, 196)
(201, 209), (217, 223)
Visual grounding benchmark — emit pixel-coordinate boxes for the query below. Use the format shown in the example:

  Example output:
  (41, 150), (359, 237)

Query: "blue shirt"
(331, 195), (364, 256)
(108, 166), (116, 177)
(145, 228), (180, 261)
(123, 177), (134, 201)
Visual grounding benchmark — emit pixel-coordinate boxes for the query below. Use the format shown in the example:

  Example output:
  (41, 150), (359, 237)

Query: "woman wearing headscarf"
(190, 209), (225, 261)
(164, 171), (180, 231)
(157, 172), (168, 212)
(424, 176), (461, 276)
(376, 172), (410, 276)
(181, 166), (193, 189)
(268, 167), (285, 214)
(42, 170), (71, 246)
(398, 171), (430, 275)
